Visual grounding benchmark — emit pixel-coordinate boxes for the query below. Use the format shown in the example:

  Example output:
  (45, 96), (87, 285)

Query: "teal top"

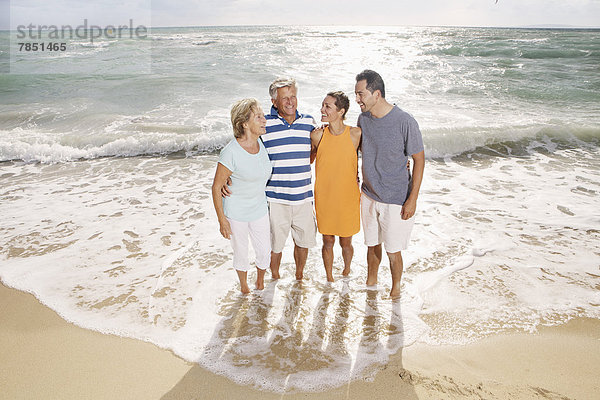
(218, 138), (272, 222)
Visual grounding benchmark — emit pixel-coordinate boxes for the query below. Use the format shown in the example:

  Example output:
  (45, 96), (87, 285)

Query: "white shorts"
(361, 193), (415, 254)
(268, 201), (317, 253)
(227, 213), (271, 272)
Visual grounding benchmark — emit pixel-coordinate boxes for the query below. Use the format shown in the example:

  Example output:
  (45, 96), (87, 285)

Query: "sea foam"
(1, 146), (599, 392)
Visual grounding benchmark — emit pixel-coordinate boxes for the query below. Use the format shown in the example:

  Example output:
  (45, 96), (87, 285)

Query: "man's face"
(272, 85), (298, 121)
(355, 79), (377, 113)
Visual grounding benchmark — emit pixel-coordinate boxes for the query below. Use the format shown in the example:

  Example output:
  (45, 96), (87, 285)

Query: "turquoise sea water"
(1, 26), (599, 161)
(1, 26), (599, 392)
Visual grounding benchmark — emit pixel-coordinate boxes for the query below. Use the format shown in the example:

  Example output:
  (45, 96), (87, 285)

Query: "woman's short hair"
(269, 77), (297, 100)
(327, 91), (350, 120)
(230, 98), (260, 138)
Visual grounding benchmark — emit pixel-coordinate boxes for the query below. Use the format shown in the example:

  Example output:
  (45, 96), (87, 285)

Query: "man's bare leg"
(255, 267), (266, 290)
(294, 244), (308, 280)
(387, 251), (404, 299)
(366, 244), (382, 286)
(236, 270), (250, 294)
(339, 236), (354, 277)
(270, 251), (282, 279)
(322, 235), (335, 282)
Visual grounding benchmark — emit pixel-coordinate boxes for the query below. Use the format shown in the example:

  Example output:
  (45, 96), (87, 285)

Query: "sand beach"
(2, 283), (599, 400)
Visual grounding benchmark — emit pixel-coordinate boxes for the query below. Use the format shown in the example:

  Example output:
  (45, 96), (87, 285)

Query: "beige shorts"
(269, 201), (317, 253)
(361, 193), (415, 253)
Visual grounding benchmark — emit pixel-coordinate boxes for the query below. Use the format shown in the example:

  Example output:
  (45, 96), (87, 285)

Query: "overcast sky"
(4, 0), (600, 29)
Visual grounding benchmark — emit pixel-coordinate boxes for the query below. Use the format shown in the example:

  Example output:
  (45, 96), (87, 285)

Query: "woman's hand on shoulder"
(310, 127), (324, 163)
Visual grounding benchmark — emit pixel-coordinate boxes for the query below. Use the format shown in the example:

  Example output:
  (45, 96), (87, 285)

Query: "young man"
(355, 70), (425, 299)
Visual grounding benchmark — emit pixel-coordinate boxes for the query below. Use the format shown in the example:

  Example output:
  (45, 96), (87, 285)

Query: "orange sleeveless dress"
(314, 126), (360, 237)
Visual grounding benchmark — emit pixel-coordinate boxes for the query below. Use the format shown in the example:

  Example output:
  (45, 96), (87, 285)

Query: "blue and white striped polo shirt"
(262, 106), (317, 205)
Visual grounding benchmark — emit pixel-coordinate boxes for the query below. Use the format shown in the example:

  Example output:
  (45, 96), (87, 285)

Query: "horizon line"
(2, 23), (600, 31)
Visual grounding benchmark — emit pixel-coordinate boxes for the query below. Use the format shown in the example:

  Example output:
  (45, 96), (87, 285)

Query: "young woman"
(211, 99), (272, 294)
(311, 91), (362, 282)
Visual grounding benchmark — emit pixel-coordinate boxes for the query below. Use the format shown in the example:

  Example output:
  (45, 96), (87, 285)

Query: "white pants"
(227, 213), (271, 272)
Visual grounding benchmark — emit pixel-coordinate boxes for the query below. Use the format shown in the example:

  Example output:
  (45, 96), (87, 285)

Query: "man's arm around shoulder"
(310, 128), (324, 164)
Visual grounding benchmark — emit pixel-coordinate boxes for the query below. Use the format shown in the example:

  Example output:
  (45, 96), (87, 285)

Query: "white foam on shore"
(1, 146), (599, 392)
(0, 103), (233, 162)
(2, 121), (598, 164)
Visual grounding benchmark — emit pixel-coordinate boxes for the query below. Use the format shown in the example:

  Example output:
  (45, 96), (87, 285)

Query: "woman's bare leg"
(236, 270), (250, 294)
(339, 236), (354, 276)
(322, 234), (335, 282)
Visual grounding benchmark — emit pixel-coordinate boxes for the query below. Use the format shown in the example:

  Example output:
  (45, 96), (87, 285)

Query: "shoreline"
(1, 283), (599, 400)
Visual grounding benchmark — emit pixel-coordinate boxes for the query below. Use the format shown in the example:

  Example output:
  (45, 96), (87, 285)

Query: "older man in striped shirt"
(222, 77), (317, 280)
(262, 77), (317, 280)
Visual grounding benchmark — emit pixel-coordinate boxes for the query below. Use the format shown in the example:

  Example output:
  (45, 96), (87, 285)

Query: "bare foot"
(366, 278), (378, 286)
(240, 283), (250, 294)
(237, 270), (250, 294)
(255, 274), (265, 290)
(342, 267), (350, 277)
(389, 287), (401, 299)
(255, 268), (266, 290)
(295, 265), (304, 281)
(326, 274), (334, 283)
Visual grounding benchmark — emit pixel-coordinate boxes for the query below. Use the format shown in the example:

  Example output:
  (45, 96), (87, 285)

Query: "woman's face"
(245, 107), (267, 136)
(320, 96), (344, 123)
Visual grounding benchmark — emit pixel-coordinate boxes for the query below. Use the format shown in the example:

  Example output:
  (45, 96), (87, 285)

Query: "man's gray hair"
(269, 77), (297, 100)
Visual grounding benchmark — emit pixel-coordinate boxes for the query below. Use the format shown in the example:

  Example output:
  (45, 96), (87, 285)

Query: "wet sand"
(1, 283), (599, 400)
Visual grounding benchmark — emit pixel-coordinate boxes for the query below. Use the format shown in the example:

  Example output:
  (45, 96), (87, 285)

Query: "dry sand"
(1, 283), (599, 400)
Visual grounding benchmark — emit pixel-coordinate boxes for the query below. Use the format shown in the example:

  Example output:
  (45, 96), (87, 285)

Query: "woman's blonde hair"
(230, 98), (260, 138)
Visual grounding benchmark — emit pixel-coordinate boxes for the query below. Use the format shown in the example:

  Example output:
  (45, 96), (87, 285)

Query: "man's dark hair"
(355, 69), (385, 98)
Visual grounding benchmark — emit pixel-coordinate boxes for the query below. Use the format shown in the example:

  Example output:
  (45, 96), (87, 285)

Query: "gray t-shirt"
(358, 106), (424, 205)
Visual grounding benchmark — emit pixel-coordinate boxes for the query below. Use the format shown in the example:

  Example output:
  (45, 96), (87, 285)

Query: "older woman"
(311, 91), (362, 282)
(211, 98), (273, 294)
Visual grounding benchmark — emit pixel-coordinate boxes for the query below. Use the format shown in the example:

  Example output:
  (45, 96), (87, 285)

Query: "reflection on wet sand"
(166, 275), (416, 394)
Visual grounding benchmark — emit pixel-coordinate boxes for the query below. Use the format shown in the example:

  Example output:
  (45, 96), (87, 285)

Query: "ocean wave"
(0, 131), (230, 163)
(425, 124), (600, 159)
(519, 49), (592, 59)
(2, 124), (598, 164)
(434, 45), (593, 60)
(193, 41), (217, 46)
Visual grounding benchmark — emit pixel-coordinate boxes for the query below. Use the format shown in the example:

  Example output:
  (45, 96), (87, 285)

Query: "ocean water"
(1, 26), (599, 392)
